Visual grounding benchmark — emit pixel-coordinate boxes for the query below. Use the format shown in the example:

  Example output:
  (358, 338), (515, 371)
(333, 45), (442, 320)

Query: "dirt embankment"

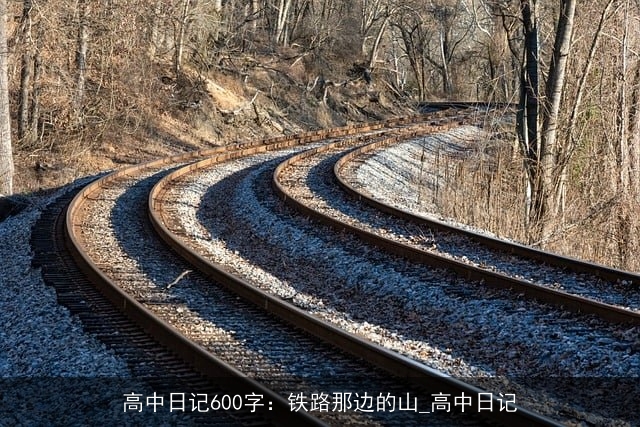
(15, 55), (416, 195)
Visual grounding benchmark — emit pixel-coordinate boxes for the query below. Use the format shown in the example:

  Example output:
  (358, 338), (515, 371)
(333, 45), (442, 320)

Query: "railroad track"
(31, 182), (278, 426)
(53, 103), (637, 425)
(64, 157), (340, 426)
(149, 105), (565, 424)
(333, 130), (640, 319)
(151, 107), (637, 424)
(60, 110), (503, 426)
(271, 123), (640, 324)
(268, 122), (639, 422)
(273, 125), (640, 324)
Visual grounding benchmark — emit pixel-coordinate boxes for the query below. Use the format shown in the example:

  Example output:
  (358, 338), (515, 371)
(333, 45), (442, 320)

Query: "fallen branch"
(219, 90), (261, 116)
(166, 270), (192, 289)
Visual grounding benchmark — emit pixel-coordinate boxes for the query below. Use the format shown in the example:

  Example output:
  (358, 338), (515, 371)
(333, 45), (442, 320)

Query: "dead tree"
(75, 0), (89, 127)
(0, 0), (13, 195)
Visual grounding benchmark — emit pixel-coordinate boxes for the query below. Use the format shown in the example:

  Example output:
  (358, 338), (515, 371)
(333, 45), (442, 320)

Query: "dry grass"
(426, 125), (640, 273)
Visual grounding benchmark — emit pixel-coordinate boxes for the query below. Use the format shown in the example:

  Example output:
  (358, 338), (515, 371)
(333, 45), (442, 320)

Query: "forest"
(0, 0), (638, 270)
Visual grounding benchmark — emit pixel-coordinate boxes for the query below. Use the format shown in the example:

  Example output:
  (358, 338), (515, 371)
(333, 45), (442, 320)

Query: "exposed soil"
(13, 57), (416, 195)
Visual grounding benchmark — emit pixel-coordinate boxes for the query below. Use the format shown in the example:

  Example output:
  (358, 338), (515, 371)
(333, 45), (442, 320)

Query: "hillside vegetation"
(4, 0), (640, 271)
(9, 0), (427, 193)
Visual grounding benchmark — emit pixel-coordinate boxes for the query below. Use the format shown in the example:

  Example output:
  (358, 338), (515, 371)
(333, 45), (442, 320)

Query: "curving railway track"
(273, 126), (640, 323)
(335, 133), (640, 312)
(41, 103), (638, 426)
(31, 184), (279, 426)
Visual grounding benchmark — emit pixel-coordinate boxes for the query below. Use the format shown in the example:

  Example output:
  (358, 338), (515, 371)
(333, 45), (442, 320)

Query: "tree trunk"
(147, 1), (162, 58)
(19, 53), (32, 142)
(538, 0), (576, 238)
(18, 0), (34, 143)
(31, 53), (41, 144)
(495, 14), (511, 102)
(565, 0), (615, 164)
(617, 1), (630, 195)
(518, 0), (576, 242)
(630, 63), (640, 200)
(439, 30), (453, 96)
(251, 0), (259, 30)
(367, 15), (389, 70)
(174, 0), (191, 77)
(395, 20), (427, 100)
(275, 0), (293, 46)
(518, 0), (540, 231)
(0, 0), (13, 195)
(616, 0), (636, 266)
(75, 0), (88, 127)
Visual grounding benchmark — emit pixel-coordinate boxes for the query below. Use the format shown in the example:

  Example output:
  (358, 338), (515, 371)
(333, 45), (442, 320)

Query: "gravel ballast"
(0, 187), (161, 425)
(3, 122), (639, 426)
(160, 141), (639, 425)
(0, 191), (128, 378)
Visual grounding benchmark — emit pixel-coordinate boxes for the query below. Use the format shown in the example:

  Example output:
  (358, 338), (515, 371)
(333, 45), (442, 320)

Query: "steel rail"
(150, 115), (561, 427)
(66, 164), (328, 427)
(328, 136), (640, 325)
(64, 114), (447, 427)
(334, 136), (640, 285)
(33, 183), (274, 426)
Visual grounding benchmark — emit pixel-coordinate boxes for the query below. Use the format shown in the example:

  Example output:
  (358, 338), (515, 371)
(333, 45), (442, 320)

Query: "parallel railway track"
(273, 127), (640, 325)
(32, 183), (276, 426)
(336, 132), (640, 301)
(49, 103), (637, 426)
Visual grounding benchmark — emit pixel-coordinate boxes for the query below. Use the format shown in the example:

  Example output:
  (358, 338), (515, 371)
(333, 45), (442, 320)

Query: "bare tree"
(0, 0), (13, 195)
(473, 0), (519, 101)
(359, 0), (393, 69)
(393, 5), (430, 100)
(18, 0), (34, 143)
(174, 0), (192, 77)
(306, 0), (345, 51)
(426, 0), (473, 97)
(539, 0), (576, 218)
(516, 0), (577, 241)
(75, 0), (89, 126)
(564, 0), (616, 163)
(628, 62), (640, 203)
(275, 0), (294, 45)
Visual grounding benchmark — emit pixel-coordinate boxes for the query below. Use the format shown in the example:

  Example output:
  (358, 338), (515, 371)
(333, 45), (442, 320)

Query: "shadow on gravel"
(110, 170), (371, 375)
(110, 167), (485, 427)
(195, 158), (640, 426)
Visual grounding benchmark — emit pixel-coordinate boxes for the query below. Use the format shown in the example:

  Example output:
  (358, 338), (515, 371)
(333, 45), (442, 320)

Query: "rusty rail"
(326, 135), (640, 324)
(65, 112), (453, 427)
(148, 109), (561, 427)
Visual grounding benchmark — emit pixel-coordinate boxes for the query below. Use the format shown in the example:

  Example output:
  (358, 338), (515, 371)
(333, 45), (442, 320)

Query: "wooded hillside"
(1, 0), (639, 270)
